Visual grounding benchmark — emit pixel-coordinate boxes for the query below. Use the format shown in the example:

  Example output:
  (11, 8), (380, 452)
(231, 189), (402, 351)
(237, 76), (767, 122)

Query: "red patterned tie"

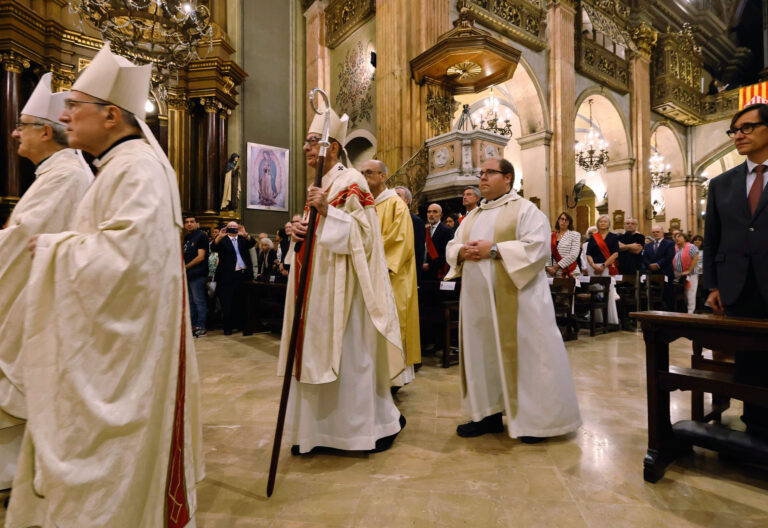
(749, 165), (765, 216)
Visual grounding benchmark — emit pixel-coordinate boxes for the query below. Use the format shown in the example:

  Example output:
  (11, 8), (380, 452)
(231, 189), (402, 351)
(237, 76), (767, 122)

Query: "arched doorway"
(650, 124), (687, 232)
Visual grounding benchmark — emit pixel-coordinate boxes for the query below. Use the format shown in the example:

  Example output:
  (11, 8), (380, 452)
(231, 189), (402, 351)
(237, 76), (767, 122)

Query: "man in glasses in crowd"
(444, 156), (581, 444)
(0, 73), (91, 489)
(704, 103), (768, 441)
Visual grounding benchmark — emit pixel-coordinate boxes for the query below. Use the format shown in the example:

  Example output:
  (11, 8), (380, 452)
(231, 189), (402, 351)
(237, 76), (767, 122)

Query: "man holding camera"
(212, 221), (255, 335)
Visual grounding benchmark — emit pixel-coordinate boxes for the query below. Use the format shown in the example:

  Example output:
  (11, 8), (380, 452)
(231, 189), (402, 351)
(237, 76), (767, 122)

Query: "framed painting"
(246, 143), (289, 211)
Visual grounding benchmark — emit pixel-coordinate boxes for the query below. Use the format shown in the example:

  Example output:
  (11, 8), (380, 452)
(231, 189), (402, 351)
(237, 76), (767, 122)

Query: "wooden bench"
(632, 311), (768, 482)
(550, 277), (578, 341)
(243, 280), (287, 335)
(418, 280), (460, 368)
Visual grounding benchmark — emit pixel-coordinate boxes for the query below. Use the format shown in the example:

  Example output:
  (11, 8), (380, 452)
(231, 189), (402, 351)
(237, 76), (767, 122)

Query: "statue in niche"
(221, 153), (240, 211)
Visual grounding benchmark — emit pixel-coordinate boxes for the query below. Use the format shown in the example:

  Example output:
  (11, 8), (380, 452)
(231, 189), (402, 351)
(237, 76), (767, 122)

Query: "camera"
(226, 227), (239, 234)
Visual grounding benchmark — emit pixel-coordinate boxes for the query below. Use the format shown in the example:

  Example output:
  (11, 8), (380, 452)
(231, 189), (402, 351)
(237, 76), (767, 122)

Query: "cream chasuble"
(374, 189), (420, 384)
(277, 163), (403, 452)
(5, 139), (204, 528)
(445, 191), (581, 438)
(0, 149), (91, 421)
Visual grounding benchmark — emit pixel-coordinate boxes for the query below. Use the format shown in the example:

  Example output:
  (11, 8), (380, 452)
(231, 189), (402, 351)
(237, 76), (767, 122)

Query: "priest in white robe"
(6, 44), (203, 528)
(278, 109), (405, 455)
(445, 157), (581, 442)
(0, 73), (91, 489)
(361, 159), (420, 391)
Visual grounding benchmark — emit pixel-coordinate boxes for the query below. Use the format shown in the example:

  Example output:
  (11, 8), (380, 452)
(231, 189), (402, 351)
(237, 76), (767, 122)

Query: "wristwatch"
(489, 243), (499, 260)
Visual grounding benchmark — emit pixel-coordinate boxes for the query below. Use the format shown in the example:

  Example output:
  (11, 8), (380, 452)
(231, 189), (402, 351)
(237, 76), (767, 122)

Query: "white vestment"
(278, 163), (402, 453)
(446, 191), (581, 438)
(0, 149), (91, 489)
(5, 139), (204, 528)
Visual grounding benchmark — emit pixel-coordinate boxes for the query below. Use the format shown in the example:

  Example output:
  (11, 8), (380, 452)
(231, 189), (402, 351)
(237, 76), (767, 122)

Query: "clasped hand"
(461, 240), (494, 262)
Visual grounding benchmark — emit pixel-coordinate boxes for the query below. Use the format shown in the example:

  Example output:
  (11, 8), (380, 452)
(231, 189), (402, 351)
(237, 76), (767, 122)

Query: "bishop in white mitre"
(0, 73), (91, 489)
(445, 157), (581, 442)
(278, 108), (405, 454)
(6, 44), (203, 528)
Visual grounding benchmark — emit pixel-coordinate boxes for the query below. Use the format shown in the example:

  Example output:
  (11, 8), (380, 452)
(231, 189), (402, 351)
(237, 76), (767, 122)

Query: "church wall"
(240, 0), (294, 235)
(691, 117), (734, 175)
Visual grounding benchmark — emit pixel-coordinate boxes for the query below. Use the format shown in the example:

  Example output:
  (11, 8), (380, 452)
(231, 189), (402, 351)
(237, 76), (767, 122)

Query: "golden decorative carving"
(630, 21), (658, 58)
(387, 145), (430, 212)
(446, 61), (482, 80)
(48, 64), (76, 92)
(426, 89), (458, 135)
(576, 35), (630, 94)
(460, 0), (547, 52)
(0, 51), (30, 73)
(77, 58), (91, 72)
(325, 0), (375, 49)
(612, 209), (625, 230)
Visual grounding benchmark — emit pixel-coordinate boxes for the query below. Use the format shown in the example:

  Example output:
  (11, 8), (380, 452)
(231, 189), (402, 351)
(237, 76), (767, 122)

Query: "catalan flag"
(739, 81), (768, 109)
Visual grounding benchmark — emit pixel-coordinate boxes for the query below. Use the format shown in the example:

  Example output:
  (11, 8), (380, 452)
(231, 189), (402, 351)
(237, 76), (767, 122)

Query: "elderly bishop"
(0, 73), (91, 488)
(445, 157), (581, 442)
(6, 44), (203, 528)
(278, 109), (405, 454)
(361, 159), (421, 390)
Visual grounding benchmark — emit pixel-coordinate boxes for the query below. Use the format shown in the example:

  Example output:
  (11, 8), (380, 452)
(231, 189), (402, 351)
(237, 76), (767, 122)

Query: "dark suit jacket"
(704, 162), (768, 306)
(424, 222), (452, 280)
(256, 248), (277, 276)
(212, 235), (256, 282)
(411, 213), (426, 281)
(642, 238), (675, 279)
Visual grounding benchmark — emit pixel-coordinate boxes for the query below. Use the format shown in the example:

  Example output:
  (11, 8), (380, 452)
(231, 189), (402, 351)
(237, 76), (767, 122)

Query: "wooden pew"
(243, 280), (287, 335)
(632, 311), (768, 482)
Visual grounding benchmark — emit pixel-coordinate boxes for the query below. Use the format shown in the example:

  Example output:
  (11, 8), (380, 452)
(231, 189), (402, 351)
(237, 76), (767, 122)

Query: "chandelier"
(575, 99), (609, 172)
(478, 87), (513, 137)
(69, 0), (213, 97)
(649, 136), (671, 189)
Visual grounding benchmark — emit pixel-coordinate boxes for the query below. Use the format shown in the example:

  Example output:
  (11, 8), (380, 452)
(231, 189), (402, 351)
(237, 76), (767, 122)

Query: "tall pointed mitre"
(73, 43), (181, 228)
(308, 108), (349, 145)
(20, 73), (68, 124)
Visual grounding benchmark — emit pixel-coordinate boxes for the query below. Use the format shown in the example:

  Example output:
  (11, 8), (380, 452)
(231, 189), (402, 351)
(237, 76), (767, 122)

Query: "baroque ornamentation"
(387, 145), (430, 212)
(446, 61), (482, 80)
(426, 89), (459, 135)
(325, 0), (375, 49)
(630, 21), (658, 58)
(0, 51), (30, 73)
(460, 0), (547, 51)
(335, 40), (375, 129)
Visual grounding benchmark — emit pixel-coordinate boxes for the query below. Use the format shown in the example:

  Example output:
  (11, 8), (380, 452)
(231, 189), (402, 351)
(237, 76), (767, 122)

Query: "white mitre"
(308, 108), (349, 145)
(21, 73), (67, 124)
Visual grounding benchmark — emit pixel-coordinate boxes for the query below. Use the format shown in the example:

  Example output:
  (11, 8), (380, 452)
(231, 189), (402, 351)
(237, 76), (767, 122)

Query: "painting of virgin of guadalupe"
(246, 143), (289, 211)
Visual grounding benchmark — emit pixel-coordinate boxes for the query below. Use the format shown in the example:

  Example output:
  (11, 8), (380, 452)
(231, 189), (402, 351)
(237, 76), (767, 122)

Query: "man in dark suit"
(705, 103), (768, 437)
(642, 224), (675, 309)
(422, 203), (452, 282)
(395, 186), (426, 282)
(212, 221), (256, 335)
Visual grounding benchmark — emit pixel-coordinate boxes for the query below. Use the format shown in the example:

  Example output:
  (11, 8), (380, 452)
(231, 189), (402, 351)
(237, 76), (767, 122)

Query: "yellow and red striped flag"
(739, 81), (768, 109)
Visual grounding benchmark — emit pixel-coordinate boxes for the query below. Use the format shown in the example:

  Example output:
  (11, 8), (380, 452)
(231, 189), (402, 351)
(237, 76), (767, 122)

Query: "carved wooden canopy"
(410, 9), (521, 95)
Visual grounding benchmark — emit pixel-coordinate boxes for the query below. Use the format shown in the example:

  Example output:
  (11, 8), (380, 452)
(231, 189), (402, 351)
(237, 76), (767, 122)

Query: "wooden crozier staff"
(266, 88), (331, 497)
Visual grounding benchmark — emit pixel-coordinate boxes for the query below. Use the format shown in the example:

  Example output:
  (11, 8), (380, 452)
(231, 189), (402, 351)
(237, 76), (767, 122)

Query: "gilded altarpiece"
(651, 24), (703, 126)
(575, 0), (631, 95)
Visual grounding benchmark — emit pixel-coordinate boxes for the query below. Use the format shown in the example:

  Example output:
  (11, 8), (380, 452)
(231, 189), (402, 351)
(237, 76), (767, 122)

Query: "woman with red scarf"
(586, 214), (620, 325)
(546, 212), (581, 278)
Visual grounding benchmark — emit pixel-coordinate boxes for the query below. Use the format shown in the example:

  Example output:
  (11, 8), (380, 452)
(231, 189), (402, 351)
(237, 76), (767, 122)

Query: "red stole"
(551, 231), (577, 277)
(593, 232), (618, 275)
(425, 224), (448, 280)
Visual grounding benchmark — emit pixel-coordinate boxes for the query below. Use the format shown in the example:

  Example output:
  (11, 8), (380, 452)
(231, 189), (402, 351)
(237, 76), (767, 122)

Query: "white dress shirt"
(229, 235), (246, 270)
(745, 158), (768, 196)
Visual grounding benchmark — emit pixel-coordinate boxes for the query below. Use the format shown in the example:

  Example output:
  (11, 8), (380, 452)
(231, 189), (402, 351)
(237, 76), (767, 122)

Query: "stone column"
(517, 131), (552, 214)
(217, 108), (230, 208)
(0, 52), (29, 199)
(629, 22), (657, 233)
(664, 178), (687, 231)
(605, 158), (635, 222)
(202, 98), (221, 214)
(546, 0), (577, 225)
(304, 1), (330, 125)
(167, 93), (193, 211)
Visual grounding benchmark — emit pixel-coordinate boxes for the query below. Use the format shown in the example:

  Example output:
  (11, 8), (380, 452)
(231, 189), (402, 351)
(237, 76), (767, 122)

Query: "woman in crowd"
(585, 214), (620, 325)
(674, 232), (700, 313)
(546, 211), (581, 278)
(443, 214), (457, 235)
(580, 226), (597, 276)
(255, 237), (277, 279)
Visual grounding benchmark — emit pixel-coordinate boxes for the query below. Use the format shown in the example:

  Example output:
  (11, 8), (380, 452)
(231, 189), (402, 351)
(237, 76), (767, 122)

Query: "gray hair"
(464, 186), (482, 199)
(260, 237), (274, 249)
(49, 122), (69, 147)
(395, 186), (412, 203)
(586, 226), (598, 235)
(375, 159), (388, 176)
(596, 214), (612, 228)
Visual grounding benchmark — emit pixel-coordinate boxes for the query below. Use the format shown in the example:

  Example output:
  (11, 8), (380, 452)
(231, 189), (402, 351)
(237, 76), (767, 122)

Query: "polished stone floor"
(189, 328), (768, 527)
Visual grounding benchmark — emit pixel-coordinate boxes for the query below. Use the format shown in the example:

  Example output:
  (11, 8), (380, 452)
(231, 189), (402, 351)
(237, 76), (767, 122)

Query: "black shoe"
(519, 436), (545, 444)
(456, 412), (504, 438)
(223, 329), (233, 336)
(368, 415), (406, 453)
(291, 445), (321, 456)
(390, 386), (401, 397)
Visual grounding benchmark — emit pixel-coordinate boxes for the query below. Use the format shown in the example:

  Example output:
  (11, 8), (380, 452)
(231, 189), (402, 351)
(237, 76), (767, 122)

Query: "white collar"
(479, 189), (518, 210)
(746, 158), (768, 174)
(374, 187), (397, 205)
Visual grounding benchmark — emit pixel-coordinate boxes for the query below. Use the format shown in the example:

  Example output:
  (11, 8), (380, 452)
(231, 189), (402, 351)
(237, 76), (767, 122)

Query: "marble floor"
(189, 328), (768, 528)
(2, 329), (767, 527)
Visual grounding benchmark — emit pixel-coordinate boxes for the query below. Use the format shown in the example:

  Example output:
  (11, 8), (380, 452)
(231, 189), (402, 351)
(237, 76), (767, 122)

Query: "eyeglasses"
(361, 170), (381, 176)
(63, 99), (112, 111)
(303, 137), (321, 146)
(478, 169), (506, 178)
(726, 122), (768, 138)
(14, 121), (43, 131)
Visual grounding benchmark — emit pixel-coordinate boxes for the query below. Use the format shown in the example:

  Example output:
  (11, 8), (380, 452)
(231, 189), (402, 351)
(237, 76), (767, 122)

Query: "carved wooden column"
(202, 98), (221, 214)
(629, 22), (657, 233)
(0, 52), (29, 201)
(547, 0), (576, 224)
(217, 107), (229, 209)
(167, 93), (192, 211)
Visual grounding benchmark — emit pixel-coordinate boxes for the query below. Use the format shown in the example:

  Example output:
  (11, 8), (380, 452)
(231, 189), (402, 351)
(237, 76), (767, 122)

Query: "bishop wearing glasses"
(445, 157), (581, 443)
